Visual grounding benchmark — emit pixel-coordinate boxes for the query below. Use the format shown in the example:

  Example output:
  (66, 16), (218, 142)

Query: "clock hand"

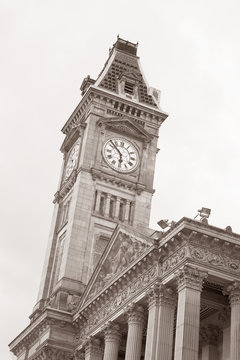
(110, 140), (122, 160)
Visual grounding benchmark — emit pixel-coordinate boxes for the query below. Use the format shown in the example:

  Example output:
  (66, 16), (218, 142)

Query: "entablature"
(61, 87), (168, 135)
(9, 308), (73, 357)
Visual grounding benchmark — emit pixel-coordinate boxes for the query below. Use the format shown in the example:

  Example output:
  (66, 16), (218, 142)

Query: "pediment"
(119, 70), (142, 82)
(98, 117), (152, 143)
(78, 224), (152, 309)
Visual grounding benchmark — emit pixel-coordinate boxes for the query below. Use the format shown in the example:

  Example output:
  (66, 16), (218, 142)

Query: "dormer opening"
(124, 81), (134, 95)
(118, 75), (139, 101)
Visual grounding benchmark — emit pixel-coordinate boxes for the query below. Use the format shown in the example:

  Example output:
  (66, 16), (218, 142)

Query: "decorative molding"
(97, 116), (152, 143)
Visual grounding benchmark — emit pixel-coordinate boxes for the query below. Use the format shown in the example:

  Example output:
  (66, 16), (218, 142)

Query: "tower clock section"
(34, 37), (168, 315)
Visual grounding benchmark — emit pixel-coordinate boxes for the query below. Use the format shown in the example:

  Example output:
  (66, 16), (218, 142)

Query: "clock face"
(103, 138), (139, 173)
(65, 143), (80, 179)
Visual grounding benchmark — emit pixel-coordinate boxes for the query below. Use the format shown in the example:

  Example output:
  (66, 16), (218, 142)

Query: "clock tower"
(32, 37), (168, 317)
(10, 38), (168, 360)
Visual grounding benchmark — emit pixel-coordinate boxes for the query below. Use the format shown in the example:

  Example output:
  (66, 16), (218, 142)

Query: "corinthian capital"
(126, 304), (145, 325)
(159, 284), (176, 307)
(176, 265), (208, 292)
(224, 281), (240, 305)
(104, 322), (121, 343)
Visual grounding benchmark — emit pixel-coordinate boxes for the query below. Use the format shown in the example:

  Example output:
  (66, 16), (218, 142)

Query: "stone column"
(174, 265), (207, 360)
(124, 200), (130, 223)
(114, 197), (121, 220)
(103, 323), (121, 360)
(200, 325), (221, 360)
(218, 306), (230, 360)
(84, 337), (103, 360)
(226, 281), (240, 360)
(144, 285), (160, 360)
(155, 284), (176, 360)
(125, 304), (145, 360)
(95, 190), (102, 213)
(104, 194), (111, 217)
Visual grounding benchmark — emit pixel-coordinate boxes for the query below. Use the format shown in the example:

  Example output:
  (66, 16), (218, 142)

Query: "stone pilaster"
(174, 265), (207, 360)
(226, 281), (240, 360)
(84, 337), (103, 360)
(125, 304), (145, 360)
(114, 197), (121, 220)
(104, 194), (111, 217)
(103, 323), (121, 360)
(95, 191), (102, 213)
(155, 284), (176, 360)
(124, 200), (130, 223)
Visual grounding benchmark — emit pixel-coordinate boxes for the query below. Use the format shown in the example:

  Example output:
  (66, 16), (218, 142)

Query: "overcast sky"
(1, 0), (240, 358)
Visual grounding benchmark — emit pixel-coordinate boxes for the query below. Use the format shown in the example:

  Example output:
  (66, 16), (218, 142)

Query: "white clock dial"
(65, 143), (80, 179)
(103, 138), (139, 173)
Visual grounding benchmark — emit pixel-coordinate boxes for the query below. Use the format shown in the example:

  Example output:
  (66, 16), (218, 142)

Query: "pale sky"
(1, 0), (240, 358)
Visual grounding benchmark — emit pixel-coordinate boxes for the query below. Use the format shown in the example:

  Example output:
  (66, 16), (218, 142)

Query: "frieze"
(189, 245), (240, 274)
(78, 263), (158, 339)
(160, 239), (240, 278)
(161, 245), (189, 274)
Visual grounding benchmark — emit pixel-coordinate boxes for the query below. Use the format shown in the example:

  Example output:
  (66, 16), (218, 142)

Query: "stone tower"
(9, 38), (168, 359)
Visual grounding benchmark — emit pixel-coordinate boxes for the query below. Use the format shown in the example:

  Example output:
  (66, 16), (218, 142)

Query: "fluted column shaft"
(144, 286), (160, 360)
(227, 281), (240, 360)
(174, 265), (207, 360)
(125, 305), (145, 360)
(155, 285), (176, 360)
(201, 344), (218, 360)
(103, 323), (121, 360)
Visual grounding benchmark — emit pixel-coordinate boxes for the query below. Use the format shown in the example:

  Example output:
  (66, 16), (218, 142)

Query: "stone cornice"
(61, 86), (168, 135)
(78, 245), (156, 311)
(9, 308), (73, 356)
(54, 169), (77, 203)
(54, 167), (93, 203)
(91, 167), (154, 194)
